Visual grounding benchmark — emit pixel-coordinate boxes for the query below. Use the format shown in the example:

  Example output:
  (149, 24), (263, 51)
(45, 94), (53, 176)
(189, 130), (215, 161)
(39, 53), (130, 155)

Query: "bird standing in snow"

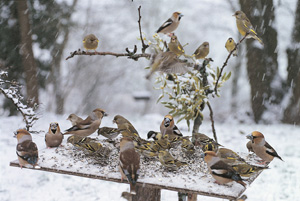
(246, 131), (283, 164)
(83, 34), (99, 52)
(45, 122), (63, 148)
(233, 11), (264, 45)
(64, 108), (107, 137)
(15, 129), (38, 168)
(156, 12), (183, 35)
(119, 137), (140, 195)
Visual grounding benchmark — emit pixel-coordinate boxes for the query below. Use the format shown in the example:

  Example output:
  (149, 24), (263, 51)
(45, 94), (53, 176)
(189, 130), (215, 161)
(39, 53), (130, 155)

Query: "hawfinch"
(156, 12), (183, 35)
(45, 122), (63, 148)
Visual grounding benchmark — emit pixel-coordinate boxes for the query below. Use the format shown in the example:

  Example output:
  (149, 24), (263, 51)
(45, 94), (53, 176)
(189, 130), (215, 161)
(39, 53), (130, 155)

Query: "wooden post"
(132, 185), (161, 201)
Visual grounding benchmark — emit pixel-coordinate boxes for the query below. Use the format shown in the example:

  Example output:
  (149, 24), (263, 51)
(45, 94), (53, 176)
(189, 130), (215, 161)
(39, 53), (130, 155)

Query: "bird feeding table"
(10, 145), (264, 201)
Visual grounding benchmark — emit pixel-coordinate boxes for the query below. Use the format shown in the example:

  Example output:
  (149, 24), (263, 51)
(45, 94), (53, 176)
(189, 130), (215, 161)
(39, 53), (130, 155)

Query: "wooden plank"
(10, 159), (263, 200)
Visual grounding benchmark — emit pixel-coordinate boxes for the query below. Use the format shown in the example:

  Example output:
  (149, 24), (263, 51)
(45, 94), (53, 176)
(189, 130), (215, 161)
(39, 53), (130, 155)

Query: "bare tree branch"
(214, 33), (249, 95)
(206, 101), (217, 143)
(65, 49), (151, 61)
(138, 6), (149, 53)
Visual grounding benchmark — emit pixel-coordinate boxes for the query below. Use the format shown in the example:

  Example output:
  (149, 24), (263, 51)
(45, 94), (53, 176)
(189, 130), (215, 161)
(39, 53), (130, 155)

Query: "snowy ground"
(0, 113), (299, 201)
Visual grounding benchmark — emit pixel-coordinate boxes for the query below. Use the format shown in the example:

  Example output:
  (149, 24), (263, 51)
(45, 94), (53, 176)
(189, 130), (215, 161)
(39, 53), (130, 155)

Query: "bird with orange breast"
(246, 131), (283, 165)
(15, 129), (39, 168)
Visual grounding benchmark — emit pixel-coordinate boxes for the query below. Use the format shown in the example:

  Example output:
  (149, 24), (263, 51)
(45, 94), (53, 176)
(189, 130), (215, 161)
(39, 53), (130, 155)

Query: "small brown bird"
(202, 151), (246, 187)
(67, 135), (95, 145)
(158, 150), (187, 171)
(45, 122), (63, 148)
(225, 37), (237, 56)
(233, 11), (264, 45)
(156, 12), (183, 35)
(83, 34), (99, 52)
(15, 129), (38, 168)
(160, 114), (183, 138)
(113, 115), (139, 138)
(168, 35), (185, 57)
(98, 127), (121, 140)
(246, 131), (283, 164)
(67, 114), (83, 126)
(146, 52), (189, 79)
(193, 42), (209, 59)
(64, 108), (107, 137)
(193, 133), (221, 152)
(232, 163), (267, 177)
(246, 141), (254, 152)
(119, 137), (140, 195)
(217, 148), (246, 164)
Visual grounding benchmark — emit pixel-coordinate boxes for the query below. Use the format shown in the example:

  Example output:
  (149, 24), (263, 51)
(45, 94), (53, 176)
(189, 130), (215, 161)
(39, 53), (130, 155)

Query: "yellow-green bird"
(158, 150), (187, 170)
(233, 11), (264, 45)
(193, 42), (209, 60)
(225, 37), (237, 57)
(232, 163), (268, 177)
(83, 34), (99, 52)
(168, 35), (184, 57)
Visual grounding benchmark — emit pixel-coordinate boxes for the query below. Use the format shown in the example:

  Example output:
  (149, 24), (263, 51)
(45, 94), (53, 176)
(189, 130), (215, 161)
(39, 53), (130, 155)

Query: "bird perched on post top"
(67, 114), (83, 126)
(160, 114), (183, 139)
(119, 137), (140, 195)
(45, 122), (63, 148)
(225, 37), (238, 56)
(146, 51), (189, 79)
(83, 34), (99, 52)
(233, 11), (264, 45)
(201, 151), (246, 187)
(246, 131), (283, 164)
(168, 35), (185, 57)
(64, 108), (107, 137)
(15, 129), (38, 168)
(156, 12), (183, 35)
(193, 42), (209, 60)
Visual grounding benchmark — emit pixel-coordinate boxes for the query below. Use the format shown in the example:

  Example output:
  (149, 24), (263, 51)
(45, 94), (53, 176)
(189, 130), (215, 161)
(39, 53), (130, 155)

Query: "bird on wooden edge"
(246, 131), (283, 165)
(15, 129), (39, 169)
(201, 151), (246, 187)
(119, 137), (140, 195)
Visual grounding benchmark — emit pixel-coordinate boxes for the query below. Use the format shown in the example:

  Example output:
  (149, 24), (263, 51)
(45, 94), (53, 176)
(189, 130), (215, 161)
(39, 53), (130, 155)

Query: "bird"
(193, 42), (209, 60)
(231, 163), (267, 177)
(98, 127), (121, 140)
(225, 37), (237, 56)
(217, 148), (246, 164)
(67, 135), (95, 146)
(201, 151), (246, 187)
(237, 195), (248, 201)
(160, 114), (183, 139)
(113, 115), (139, 138)
(156, 12), (183, 35)
(193, 133), (221, 152)
(246, 141), (254, 153)
(78, 141), (103, 153)
(181, 137), (195, 153)
(168, 35), (185, 57)
(233, 11), (264, 45)
(14, 129), (38, 168)
(158, 150), (187, 171)
(64, 108), (107, 137)
(67, 114), (83, 126)
(83, 34), (99, 52)
(119, 137), (140, 195)
(246, 131), (283, 164)
(146, 51), (189, 79)
(45, 122), (63, 148)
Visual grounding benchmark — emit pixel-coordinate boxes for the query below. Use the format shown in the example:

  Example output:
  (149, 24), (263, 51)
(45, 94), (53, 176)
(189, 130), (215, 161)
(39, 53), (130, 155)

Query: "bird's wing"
(156, 18), (173, 33)
(265, 142), (283, 161)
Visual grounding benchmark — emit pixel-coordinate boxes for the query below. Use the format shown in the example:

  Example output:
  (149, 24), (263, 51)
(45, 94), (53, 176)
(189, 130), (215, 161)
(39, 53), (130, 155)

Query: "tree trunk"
(16, 0), (39, 107)
(283, 0), (300, 124)
(239, 0), (280, 122)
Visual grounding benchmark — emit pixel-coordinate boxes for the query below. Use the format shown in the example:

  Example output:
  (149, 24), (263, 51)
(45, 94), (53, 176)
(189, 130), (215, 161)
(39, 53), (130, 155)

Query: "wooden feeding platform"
(10, 143), (264, 201)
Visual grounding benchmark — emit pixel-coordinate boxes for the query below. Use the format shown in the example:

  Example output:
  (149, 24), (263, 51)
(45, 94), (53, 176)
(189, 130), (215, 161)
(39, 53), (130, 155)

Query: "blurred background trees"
(0, 0), (299, 125)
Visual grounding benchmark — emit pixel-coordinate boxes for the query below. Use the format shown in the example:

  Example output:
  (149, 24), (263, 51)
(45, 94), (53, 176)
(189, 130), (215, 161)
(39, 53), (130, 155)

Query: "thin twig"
(206, 101), (217, 143)
(214, 33), (249, 95)
(138, 6), (149, 53)
(65, 49), (151, 61)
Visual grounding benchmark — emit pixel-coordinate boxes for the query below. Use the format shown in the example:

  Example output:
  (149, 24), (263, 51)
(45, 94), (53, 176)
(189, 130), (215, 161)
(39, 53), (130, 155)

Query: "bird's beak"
(179, 14), (184, 17)
(104, 112), (108, 117)
(164, 118), (171, 127)
(246, 134), (253, 140)
(200, 153), (205, 159)
(113, 119), (116, 124)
